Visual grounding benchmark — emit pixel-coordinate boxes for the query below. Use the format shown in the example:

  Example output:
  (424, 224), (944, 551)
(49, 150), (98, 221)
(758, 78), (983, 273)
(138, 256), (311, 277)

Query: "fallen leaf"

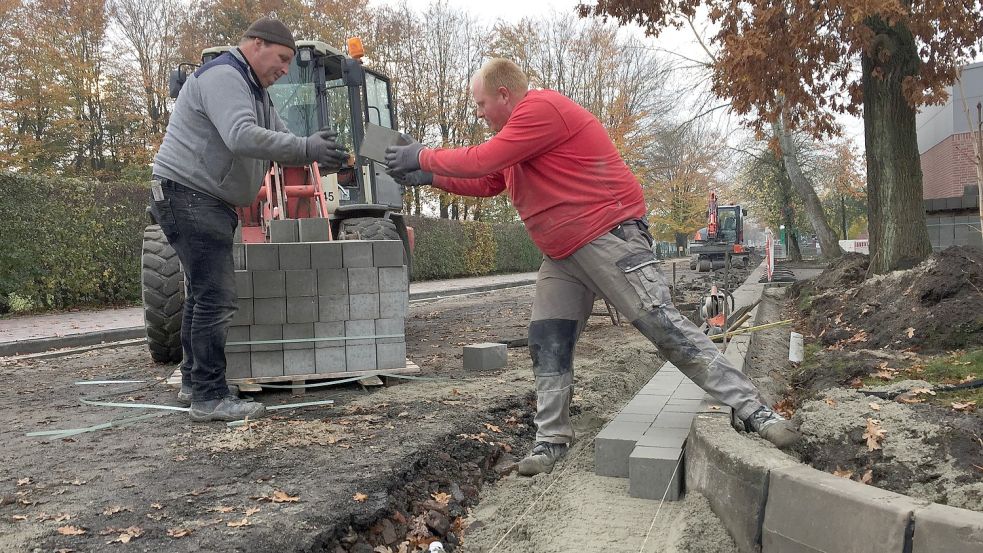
(271, 490), (299, 503)
(824, 398), (837, 407)
(959, 374), (977, 384)
(874, 369), (894, 380)
(166, 528), (192, 538)
(353, 492), (368, 502)
(207, 506), (235, 513)
(483, 423), (502, 433)
(102, 505), (127, 516)
(910, 388), (936, 396)
(861, 470), (874, 484)
(848, 377), (864, 389)
(869, 402), (881, 411)
(17, 478), (31, 486)
(952, 401), (977, 412)
(863, 418), (886, 451)
(227, 517), (251, 528)
(57, 526), (87, 536)
(107, 527), (142, 544)
(173, 455), (187, 462)
(150, 503), (163, 510)
(904, 327), (915, 339)
(12, 515), (28, 522)
(431, 492), (451, 506)
(832, 468), (853, 479)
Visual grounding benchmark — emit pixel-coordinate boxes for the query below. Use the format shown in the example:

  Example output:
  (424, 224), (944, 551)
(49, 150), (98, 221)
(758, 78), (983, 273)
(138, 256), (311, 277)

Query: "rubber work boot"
(517, 441), (569, 476)
(189, 396), (265, 422)
(177, 384), (240, 407)
(745, 405), (801, 449)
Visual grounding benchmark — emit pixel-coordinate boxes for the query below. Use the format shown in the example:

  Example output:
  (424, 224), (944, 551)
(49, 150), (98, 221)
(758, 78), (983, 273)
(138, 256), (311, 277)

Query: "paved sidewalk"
(0, 272), (538, 356)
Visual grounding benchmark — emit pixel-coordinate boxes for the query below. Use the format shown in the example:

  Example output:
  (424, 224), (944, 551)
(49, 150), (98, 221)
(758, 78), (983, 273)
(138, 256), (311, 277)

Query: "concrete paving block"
(763, 464), (918, 553)
(463, 342), (507, 370)
(233, 244), (246, 270)
(350, 293), (380, 320)
(315, 346), (346, 373)
(373, 240), (405, 267)
(245, 243), (279, 271)
(298, 218), (330, 242)
(285, 270), (317, 297)
(311, 242), (343, 269)
(672, 383), (708, 400)
(278, 243), (311, 270)
(348, 267), (379, 294)
(685, 413), (799, 553)
(620, 395), (669, 416)
(663, 398), (705, 413)
(594, 420), (652, 477)
(270, 219), (299, 243)
(314, 322), (345, 349)
(342, 241), (373, 267)
(284, 348), (316, 376)
(379, 266), (408, 293)
(636, 426), (689, 449)
(225, 352), (251, 379)
(234, 270), (252, 299)
(253, 297), (287, 325)
(317, 268), (349, 295)
(251, 350), (284, 378)
(230, 299), (253, 326)
(346, 344), (377, 372)
(252, 270), (286, 298)
(617, 413), (659, 424)
(375, 318), (405, 344)
(250, 325), (282, 352)
(225, 325), (250, 353)
(345, 320), (375, 346)
(629, 446), (684, 501)
(377, 342), (407, 369)
(318, 294), (349, 321)
(286, 296), (318, 324)
(379, 291), (408, 318)
(650, 411), (697, 429)
(912, 502), (983, 553)
(282, 323), (314, 351)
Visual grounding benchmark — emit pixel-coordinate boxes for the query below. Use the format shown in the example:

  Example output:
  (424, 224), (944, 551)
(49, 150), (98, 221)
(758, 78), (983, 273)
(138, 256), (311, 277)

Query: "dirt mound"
(799, 246), (983, 353)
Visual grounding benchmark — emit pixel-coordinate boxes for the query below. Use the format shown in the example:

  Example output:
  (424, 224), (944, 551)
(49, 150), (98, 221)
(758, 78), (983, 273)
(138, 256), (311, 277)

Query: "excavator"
(141, 37), (411, 363)
(689, 192), (751, 272)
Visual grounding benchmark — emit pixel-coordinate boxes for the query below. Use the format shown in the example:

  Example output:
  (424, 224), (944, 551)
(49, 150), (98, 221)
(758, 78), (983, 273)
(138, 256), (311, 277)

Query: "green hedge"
(0, 173), (542, 314)
(0, 172), (147, 313)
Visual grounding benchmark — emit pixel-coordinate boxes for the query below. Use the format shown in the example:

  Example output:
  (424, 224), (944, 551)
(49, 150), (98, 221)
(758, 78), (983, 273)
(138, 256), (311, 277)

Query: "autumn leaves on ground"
(765, 250), (983, 511)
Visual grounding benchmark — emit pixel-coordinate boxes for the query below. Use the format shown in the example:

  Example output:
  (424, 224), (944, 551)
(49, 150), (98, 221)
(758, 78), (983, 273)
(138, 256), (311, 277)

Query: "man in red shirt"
(386, 59), (799, 476)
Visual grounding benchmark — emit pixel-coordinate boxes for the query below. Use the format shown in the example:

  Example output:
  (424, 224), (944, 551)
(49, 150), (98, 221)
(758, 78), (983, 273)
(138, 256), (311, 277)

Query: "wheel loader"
(688, 192), (750, 272)
(142, 38), (412, 363)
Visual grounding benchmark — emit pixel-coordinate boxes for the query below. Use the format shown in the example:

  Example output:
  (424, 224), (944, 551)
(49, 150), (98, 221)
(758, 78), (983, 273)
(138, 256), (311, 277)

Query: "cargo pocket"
(615, 251), (671, 309)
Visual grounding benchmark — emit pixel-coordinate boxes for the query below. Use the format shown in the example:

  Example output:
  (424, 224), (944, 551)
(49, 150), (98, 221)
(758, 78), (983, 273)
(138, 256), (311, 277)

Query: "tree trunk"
(862, 15), (933, 274)
(773, 118), (844, 260)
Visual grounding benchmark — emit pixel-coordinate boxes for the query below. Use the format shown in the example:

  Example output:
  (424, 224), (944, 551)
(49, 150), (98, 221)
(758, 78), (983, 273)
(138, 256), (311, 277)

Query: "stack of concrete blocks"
(594, 362), (725, 500)
(227, 218), (408, 380)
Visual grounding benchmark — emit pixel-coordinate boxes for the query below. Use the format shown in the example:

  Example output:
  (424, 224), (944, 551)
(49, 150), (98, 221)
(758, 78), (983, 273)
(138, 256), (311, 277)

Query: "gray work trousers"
(529, 220), (763, 444)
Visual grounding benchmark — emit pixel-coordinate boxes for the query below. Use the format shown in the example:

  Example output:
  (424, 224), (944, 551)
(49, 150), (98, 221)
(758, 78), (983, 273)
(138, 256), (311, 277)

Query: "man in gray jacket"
(150, 16), (347, 422)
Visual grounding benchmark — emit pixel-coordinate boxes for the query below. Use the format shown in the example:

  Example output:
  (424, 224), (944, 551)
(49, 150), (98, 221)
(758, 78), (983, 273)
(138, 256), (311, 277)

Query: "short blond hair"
(474, 58), (528, 96)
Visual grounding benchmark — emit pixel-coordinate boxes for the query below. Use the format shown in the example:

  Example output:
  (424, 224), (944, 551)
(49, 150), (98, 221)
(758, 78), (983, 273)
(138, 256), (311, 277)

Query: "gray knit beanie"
(243, 16), (296, 53)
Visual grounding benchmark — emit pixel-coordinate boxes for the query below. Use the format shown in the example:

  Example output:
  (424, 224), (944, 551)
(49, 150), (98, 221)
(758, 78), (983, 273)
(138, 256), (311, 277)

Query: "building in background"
(916, 60), (983, 250)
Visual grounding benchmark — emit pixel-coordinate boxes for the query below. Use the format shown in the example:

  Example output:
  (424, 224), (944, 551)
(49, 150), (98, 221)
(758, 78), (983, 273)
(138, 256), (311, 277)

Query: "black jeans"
(149, 179), (238, 401)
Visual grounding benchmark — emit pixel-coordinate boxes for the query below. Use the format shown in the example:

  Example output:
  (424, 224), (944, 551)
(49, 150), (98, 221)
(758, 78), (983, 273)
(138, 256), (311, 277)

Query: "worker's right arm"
(432, 171), (507, 197)
(198, 67), (310, 166)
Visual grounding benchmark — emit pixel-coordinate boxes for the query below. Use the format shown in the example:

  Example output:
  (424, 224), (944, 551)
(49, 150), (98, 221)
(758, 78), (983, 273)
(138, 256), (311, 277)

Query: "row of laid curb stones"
(684, 267), (983, 553)
(0, 277), (538, 358)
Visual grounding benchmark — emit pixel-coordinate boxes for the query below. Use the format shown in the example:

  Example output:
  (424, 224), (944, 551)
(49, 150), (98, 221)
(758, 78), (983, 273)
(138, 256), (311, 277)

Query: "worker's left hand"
(384, 142), (424, 174)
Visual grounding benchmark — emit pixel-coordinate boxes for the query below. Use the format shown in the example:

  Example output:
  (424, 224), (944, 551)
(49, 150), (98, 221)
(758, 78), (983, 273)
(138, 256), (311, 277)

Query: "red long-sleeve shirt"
(420, 89), (646, 259)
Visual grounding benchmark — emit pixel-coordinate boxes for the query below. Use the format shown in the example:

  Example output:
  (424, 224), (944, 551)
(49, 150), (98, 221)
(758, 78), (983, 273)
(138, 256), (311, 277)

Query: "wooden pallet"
(166, 361), (420, 394)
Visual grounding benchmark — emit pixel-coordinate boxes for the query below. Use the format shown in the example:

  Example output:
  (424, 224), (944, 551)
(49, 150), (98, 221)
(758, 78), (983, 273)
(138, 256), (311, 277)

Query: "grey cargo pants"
(529, 219), (764, 444)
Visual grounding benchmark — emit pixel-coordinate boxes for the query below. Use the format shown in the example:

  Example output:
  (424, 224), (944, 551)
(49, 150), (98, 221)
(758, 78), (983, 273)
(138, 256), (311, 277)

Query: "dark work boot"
(177, 384), (240, 407)
(745, 406), (801, 449)
(517, 441), (569, 476)
(189, 396), (265, 422)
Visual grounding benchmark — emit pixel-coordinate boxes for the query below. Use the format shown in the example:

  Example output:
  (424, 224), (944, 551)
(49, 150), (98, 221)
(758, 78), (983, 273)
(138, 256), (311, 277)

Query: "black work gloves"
(384, 142), (424, 174)
(306, 128), (349, 173)
(388, 169), (433, 187)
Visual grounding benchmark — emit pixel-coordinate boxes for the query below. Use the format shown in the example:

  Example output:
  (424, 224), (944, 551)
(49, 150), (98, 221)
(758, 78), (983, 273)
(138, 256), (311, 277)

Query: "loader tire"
(698, 258), (712, 272)
(142, 225), (184, 364)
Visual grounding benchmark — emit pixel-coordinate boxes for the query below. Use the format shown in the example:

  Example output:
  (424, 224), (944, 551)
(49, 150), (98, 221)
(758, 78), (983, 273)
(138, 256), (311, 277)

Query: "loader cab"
(716, 205), (742, 245)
